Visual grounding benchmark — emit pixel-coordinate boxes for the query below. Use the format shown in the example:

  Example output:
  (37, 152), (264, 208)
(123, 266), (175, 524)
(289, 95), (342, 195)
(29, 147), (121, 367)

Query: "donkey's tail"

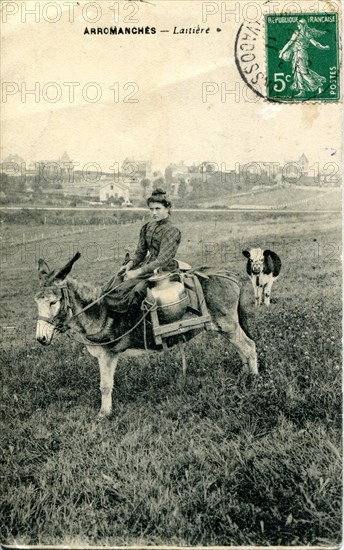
(238, 287), (252, 339)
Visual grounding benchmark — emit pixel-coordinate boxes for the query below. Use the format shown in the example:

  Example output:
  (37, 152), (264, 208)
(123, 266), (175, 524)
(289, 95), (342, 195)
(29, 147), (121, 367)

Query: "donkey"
(35, 253), (258, 418)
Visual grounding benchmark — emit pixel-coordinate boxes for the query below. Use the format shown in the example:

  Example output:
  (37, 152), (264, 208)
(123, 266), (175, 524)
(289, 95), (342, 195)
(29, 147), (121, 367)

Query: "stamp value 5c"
(265, 13), (340, 102)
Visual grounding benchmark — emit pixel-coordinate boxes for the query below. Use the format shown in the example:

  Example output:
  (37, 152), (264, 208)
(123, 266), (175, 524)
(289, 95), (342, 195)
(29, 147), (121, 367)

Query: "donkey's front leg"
(87, 346), (119, 418)
(99, 352), (119, 418)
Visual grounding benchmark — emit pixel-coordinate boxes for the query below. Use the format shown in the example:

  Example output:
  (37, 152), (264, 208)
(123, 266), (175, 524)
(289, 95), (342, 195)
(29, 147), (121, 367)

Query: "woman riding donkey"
(88, 188), (181, 343)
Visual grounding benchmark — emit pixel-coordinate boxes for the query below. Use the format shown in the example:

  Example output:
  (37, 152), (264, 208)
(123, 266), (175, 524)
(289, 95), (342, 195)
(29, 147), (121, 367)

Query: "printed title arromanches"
(84, 26), (156, 34)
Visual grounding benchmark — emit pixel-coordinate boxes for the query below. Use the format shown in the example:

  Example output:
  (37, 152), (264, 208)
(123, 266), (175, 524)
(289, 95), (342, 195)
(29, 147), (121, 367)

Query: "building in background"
(0, 154), (26, 173)
(165, 161), (192, 197)
(99, 179), (130, 204)
(34, 151), (75, 183)
(121, 158), (153, 201)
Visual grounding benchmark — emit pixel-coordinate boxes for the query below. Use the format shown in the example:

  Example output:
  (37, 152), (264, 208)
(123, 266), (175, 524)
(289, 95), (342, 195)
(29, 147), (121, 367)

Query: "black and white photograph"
(1, 0), (342, 547)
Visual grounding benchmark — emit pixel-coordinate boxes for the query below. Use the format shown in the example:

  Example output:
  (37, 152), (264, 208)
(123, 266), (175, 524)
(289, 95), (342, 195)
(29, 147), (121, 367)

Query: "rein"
(62, 280), (125, 325)
(65, 301), (156, 347)
(38, 268), (235, 348)
(40, 280), (156, 347)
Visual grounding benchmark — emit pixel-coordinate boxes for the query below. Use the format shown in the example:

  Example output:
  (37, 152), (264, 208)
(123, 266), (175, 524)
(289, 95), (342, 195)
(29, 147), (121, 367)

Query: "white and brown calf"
(243, 248), (281, 307)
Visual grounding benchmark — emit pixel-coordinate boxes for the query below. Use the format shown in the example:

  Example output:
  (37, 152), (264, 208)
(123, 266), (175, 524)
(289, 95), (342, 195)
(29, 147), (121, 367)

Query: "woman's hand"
(118, 260), (134, 276)
(124, 268), (141, 280)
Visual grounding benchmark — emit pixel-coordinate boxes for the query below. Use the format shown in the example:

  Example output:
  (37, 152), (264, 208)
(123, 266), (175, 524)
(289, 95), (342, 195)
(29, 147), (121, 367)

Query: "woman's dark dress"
(102, 217), (181, 313)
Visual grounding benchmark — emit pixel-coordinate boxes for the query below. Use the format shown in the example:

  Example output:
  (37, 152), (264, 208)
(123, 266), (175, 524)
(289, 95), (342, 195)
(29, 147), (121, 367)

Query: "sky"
(1, 0), (342, 173)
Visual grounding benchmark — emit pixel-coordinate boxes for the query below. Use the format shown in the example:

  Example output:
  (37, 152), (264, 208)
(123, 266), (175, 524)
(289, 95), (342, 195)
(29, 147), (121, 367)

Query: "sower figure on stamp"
(278, 19), (330, 97)
(88, 188), (181, 343)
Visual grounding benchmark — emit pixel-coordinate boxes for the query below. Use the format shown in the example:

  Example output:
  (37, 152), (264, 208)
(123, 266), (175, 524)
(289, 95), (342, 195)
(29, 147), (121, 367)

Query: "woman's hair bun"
(151, 188), (167, 198)
(147, 187), (172, 209)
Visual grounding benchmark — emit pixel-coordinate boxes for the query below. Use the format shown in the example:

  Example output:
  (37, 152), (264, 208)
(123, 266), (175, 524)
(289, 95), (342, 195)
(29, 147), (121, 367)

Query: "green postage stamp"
(265, 13), (340, 102)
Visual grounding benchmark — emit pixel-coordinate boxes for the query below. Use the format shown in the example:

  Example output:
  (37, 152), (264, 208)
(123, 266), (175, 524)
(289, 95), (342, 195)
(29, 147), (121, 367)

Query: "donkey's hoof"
(238, 371), (256, 390)
(96, 410), (112, 421)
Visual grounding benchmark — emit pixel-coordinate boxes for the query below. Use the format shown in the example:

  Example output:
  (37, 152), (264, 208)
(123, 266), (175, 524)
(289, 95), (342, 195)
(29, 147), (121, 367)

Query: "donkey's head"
(35, 252), (81, 345)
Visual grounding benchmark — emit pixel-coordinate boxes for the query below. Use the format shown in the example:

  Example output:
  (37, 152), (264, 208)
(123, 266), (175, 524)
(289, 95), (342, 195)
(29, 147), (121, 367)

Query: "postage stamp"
(265, 13), (340, 102)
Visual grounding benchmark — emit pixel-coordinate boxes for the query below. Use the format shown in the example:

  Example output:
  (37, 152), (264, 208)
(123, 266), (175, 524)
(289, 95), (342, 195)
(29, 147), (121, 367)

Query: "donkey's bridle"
(37, 280), (157, 347)
(37, 285), (73, 332)
(37, 279), (125, 335)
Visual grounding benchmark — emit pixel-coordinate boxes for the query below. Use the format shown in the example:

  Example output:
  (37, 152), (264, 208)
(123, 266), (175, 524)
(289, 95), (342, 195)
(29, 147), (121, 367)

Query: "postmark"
(234, 19), (266, 99)
(265, 13), (340, 102)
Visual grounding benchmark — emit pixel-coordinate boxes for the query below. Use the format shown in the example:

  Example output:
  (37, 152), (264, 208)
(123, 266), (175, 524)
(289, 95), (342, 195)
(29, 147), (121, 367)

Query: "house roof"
(59, 151), (72, 162)
(2, 154), (25, 164)
(99, 180), (130, 191)
(298, 153), (308, 162)
(121, 158), (152, 170)
(242, 161), (279, 166)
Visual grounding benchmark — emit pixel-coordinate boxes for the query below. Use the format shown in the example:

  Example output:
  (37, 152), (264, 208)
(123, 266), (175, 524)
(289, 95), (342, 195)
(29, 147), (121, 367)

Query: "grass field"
(0, 209), (342, 546)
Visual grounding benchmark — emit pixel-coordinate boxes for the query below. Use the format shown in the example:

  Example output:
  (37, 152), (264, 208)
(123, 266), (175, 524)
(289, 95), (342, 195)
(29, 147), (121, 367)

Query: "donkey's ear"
(242, 250), (250, 258)
(38, 259), (51, 281)
(124, 251), (131, 263)
(54, 252), (81, 281)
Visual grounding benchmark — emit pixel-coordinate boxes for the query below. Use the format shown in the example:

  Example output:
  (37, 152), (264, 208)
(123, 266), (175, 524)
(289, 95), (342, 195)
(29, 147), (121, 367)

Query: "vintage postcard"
(1, 0), (342, 547)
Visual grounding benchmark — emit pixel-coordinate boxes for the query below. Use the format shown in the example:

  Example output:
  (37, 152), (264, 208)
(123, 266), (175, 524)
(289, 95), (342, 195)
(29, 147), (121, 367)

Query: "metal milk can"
(147, 272), (189, 324)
